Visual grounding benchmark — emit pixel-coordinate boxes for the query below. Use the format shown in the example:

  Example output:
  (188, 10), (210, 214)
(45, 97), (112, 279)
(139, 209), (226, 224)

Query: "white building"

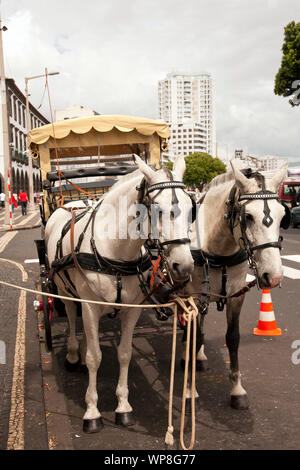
(0, 78), (49, 195)
(231, 150), (289, 177)
(158, 72), (216, 159)
(55, 105), (100, 121)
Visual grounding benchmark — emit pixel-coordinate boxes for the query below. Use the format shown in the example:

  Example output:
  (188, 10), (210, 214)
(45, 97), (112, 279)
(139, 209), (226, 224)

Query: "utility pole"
(0, 13), (10, 225)
(25, 69), (59, 213)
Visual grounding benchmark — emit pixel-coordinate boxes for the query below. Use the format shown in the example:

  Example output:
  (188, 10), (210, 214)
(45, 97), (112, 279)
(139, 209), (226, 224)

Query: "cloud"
(2, 0), (300, 160)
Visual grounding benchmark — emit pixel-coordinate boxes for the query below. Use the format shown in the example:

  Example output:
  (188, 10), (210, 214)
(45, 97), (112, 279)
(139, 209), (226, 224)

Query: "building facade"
(158, 72), (216, 159)
(232, 149), (289, 176)
(55, 105), (100, 121)
(0, 78), (49, 195)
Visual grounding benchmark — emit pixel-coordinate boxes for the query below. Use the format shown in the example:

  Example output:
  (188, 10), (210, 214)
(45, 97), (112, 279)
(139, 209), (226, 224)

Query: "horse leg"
(226, 296), (249, 410)
(62, 297), (81, 371)
(82, 304), (103, 433)
(115, 307), (141, 427)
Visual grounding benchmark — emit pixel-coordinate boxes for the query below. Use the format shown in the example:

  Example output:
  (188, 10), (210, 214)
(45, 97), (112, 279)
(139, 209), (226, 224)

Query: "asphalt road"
(0, 219), (299, 452)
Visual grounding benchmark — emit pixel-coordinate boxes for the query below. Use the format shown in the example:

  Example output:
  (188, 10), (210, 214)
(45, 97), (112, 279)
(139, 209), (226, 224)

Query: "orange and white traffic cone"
(253, 289), (282, 336)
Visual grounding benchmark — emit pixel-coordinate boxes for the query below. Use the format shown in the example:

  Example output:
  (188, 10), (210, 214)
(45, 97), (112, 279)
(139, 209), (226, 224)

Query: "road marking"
(0, 258), (28, 449)
(282, 265), (300, 280)
(0, 231), (18, 253)
(24, 258), (39, 264)
(6, 289), (26, 450)
(0, 258), (28, 281)
(281, 255), (300, 263)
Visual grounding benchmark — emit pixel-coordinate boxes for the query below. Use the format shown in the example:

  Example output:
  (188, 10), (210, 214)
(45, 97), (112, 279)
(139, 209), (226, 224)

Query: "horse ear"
(133, 154), (156, 182)
(268, 162), (288, 192)
(230, 160), (252, 192)
(172, 155), (186, 181)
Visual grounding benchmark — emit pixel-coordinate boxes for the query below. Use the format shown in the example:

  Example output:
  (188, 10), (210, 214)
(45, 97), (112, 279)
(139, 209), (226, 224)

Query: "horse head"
(230, 160), (289, 289)
(134, 155), (194, 282)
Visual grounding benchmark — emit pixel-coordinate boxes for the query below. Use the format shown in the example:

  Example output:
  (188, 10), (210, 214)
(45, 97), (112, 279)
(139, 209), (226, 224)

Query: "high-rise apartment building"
(158, 72), (216, 159)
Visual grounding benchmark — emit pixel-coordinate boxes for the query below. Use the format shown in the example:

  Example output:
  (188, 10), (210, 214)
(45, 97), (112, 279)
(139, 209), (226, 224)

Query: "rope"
(165, 296), (198, 450)
(0, 278), (175, 309)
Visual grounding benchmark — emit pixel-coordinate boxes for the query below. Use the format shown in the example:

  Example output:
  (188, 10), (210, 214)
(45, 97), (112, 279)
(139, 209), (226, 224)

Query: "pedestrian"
(18, 189), (28, 215)
(0, 191), (5, 208)
(11, 194), (17, 214)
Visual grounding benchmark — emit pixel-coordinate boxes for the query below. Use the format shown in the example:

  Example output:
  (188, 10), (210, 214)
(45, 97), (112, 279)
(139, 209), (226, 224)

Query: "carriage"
(28, 114), (170, 351)
(28, 114), (291, 444)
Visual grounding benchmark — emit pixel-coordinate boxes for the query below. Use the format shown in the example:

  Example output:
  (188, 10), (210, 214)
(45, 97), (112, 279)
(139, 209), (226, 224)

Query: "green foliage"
(274, 21), (300, 106)
(166, 152), (226, 188)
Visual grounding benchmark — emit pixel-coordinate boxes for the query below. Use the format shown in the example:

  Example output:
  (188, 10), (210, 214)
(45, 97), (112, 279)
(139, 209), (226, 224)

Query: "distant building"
(235, 149), (243, 159)
(232, 149), (289, 175)
(55, 105), (100, 121)
(0, 78), (49, 194)
(158, 72), (216, 159)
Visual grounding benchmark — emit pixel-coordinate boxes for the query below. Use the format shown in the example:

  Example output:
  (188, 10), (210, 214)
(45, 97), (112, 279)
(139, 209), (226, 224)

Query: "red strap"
(150, 256), (161, 291)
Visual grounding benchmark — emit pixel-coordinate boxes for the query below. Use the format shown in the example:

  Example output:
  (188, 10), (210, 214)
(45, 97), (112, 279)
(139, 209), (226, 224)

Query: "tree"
(166, 152), (226, 188)
(274, 21), (300, 107)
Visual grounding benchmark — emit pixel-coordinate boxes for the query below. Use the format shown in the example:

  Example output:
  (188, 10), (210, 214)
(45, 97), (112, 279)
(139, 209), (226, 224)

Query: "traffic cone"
(253, 289), (282, 336)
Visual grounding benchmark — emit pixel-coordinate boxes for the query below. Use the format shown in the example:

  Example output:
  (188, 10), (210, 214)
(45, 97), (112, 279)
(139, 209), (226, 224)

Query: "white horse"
(45, 155), (194, 432)
(181, 160), (289, 410)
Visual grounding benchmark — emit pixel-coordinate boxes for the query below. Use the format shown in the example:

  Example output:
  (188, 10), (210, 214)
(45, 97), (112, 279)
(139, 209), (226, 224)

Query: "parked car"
(291, 205), (300, 228)
(278, 180), (300, 208)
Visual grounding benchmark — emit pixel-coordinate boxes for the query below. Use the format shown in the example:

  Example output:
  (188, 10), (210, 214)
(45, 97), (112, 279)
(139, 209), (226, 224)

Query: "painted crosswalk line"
(282, 265), (300, 280)
(281, 255), (300, 263)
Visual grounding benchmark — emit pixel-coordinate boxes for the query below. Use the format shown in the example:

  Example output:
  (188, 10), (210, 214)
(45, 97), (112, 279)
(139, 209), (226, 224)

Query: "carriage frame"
(29, 114), (170, 350)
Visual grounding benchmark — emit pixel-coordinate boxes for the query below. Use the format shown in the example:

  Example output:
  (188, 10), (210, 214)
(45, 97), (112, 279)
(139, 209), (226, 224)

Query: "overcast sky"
(2, 0), (300, 162)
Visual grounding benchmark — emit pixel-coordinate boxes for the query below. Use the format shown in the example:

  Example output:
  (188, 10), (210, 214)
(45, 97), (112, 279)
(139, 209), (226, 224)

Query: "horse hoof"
(185, 397), (200, 414)
(230, 394), (249, 410)
(83, 417), (104, 433)
(115, 412), (135, 427)
(64, 358), (80, 372)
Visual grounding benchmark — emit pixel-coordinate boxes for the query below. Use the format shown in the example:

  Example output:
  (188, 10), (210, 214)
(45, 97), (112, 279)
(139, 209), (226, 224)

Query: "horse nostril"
(263, 273), (270, 285)
(172, 262), (180, 273)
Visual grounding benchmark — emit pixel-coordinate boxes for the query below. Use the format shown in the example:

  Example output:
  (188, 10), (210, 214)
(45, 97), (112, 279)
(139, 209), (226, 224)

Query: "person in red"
(11, 194), (17, 214)
(19, 190), (28, 215)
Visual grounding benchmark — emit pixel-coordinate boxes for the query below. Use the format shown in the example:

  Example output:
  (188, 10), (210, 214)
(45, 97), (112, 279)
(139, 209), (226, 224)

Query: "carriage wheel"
(40, 270), (53, 352)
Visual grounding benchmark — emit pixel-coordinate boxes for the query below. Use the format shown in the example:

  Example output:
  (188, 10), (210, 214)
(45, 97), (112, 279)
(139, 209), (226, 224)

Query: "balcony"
(13, 150), (28, 165)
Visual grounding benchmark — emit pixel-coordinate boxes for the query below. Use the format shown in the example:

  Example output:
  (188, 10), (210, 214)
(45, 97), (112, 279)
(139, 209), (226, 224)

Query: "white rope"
(165, 296), (198, 451)
(0, 279), (175, 309)
(0, 278), (198, 450)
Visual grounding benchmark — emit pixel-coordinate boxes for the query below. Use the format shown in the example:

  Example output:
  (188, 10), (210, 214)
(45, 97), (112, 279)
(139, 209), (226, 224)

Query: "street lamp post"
(25, 69), (59, 213)
(0, 16), (11, 226)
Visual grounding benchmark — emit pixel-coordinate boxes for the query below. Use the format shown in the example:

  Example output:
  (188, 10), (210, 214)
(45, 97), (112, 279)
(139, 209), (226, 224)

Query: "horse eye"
(245, 213), (254, 223)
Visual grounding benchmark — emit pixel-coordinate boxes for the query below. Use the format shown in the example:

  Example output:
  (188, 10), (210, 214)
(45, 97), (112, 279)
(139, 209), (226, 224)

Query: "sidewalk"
(0, 205), (41, 232)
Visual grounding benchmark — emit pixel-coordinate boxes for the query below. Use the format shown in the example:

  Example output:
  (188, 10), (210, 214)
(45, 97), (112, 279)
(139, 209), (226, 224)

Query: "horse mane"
(202, 170), (234, 193)
(108, 165), (171, 194)
(108, 168), (142, 193)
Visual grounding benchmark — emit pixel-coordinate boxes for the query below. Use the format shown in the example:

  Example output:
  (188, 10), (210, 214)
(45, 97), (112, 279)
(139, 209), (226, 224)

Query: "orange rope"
(44, 68), (96, 202)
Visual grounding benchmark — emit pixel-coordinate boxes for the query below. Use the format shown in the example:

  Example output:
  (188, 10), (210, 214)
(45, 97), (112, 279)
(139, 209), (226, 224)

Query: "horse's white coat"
(184, 161), (288, 405)
(45, 155), (194, 423)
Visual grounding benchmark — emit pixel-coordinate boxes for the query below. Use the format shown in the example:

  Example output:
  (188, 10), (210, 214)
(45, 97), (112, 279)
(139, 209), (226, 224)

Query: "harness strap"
(249, 236), (283, 253)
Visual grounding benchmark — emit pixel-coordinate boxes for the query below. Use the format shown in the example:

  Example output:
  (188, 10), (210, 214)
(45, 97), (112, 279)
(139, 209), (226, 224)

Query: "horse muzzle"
(170, 259), (194, 282)
(258, 272), (283, 289)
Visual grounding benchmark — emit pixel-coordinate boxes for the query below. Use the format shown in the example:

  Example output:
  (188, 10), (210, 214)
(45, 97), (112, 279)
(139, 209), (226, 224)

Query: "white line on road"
(0, 231), (18, 253)
(281, 255), (300, 263)
(282, 265), (300, 280)
(24, 259), (39, 264)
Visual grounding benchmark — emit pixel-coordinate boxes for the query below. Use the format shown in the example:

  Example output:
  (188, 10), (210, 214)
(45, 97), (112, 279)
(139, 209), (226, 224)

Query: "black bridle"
(136, 170), (195, 254)
(225, 170), (291, 277)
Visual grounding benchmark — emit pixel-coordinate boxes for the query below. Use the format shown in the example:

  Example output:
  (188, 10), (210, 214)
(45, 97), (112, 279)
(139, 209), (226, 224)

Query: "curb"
(0, 223), (41, 233)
